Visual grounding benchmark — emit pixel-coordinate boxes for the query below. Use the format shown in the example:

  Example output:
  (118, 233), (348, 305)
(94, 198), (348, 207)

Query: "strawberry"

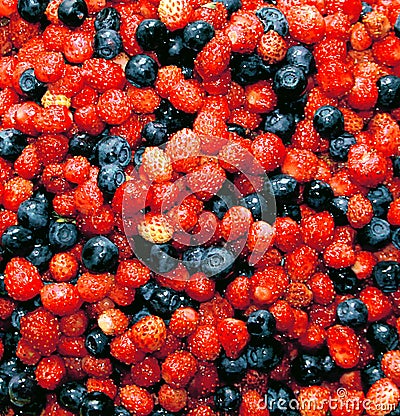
(239, 389), (269, 416)
(257, 30), (287, 65)
(76, 272), (114, 303)
(169, 78), (205, 114)
(220, 205), (253, 241)
(60, 310), (88, 337)
(330, 389), (364, 416)
(81, 355), (113, 378)
(169, 307), (200, 338)
(127, 85), (161, 114)
(187, 324), (221, 360)
(327, 325), (360, 369)
(131, 356), (161, 388)
(110, 331), (146, 365)
(158, 0), (194, 31)
(161, 350), (198, 388)
(130, 315), (167, 353)
(192, 2), (227, 30)
(34, 105), (73, 134)
(250, 266), (289, 306)
(217, 318), (250, 359)
(251, 132), (286, 173)
(137, 212), (174, 244)
(347, 76), (378, 111)
(97, 308), (129, 336)
(119, 384), (154, 416)
(286, 5), (326, 44)
(86, 378), (117, 399)
(35, 355), (66, 390)
(158, 384), (187, 413)
(381, 350), (400, 387)
(82, 58), (125, 92)
(308, 273), (336, 305)
(142, 146), (173, 183)
(365, 378), (400, 416)
(96, 89), (133, 125)
(359, 287), (392, 322)
(297, 386), (331, 416)
(323, 242), (356, 268)
(285, 244), (318, 282)
(41, 283), (82, 316)
(16, 338), (41, 365)
(301, 211), (335, 252)
(115, 259), (151, 289)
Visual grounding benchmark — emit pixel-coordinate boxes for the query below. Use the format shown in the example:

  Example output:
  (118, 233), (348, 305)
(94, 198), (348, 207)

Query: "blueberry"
(130, 306), (151, 324)
(205, 184), (236, 220)
(94, 29), (122, 59)
(327, 196), (349, 226)
(150, 407), (175, 416)
(201, 246), (235, 279)
(11, 306), (29, 330)
(395, 13), (400, 38)
(227, 123), (247, 137)
(361, 360), (385, 390)
(156, 31), (195, 67)
(255, 6), (288, 36)
(114, 406), (131, 416)
(17, 0), (48, 22)
(392, 228), (400, 250)
(336, 298), (368, 327)
(79, 391), (114, 416)
(367, 185), (393, 218)
(327, 267), (358, 294)
(291, 353), (323, 385)
(239, 192), (269, 221)
(372, 261), (400, 293)
(320, 353), (342, 381)
(329, 132), (356, 161)
(273, 65), (307, 99)
(94, 6), (120, 31)
(19, 68), (47, 99)
(182, 246), (207, 274)
(0, 129), (27, 162)
(69, 132), (98, 159)
(154, 99), (195, 133)
(0, 372), (9, 405)
(82, 236), (119, 273)
(125, 54), (158, 88)
(214, 386), (242, 412)
(8, 372), (41, 408)
(284, 45), (315, 76)
(58, 382), (87, 412)
(26, 239), (53, 271)
(183, 20), (215, 52)
(0, 274), (6, 297)
(313, 105), (345, 140)
(95, 135), (131, 167)
(218, 353), (248, 381)
(149, 286), (192, 318)
(149, 243), (178, 274)
(1, 225), (34, 257)
(231, 53), (272, 85)
(133, 146), (146, 168)
(377, 75), (400, 109)
(136, 19), (168, 51)
(303, 180), (334, 211)
(48, 221), (78, 251)
(247, 309), (276, 339)
(213, 0), (241, 14)
(137, 280), (159, 302)
(246, 340), (283, 372)
(97, 163), (126, 196)
(360, 1), (373, 18)
(262, 108), (296, 142)
(266, 382), (297, 415)
(389, 403), (400, 416)
(141, 121), (169, 146)
(85, 328), (110, 358)
(277, 203), (302, 221)
(270, 174), (300, 202)
(18, 197), (49, 230)
(366, 322), (399, 352)
(0, 357), (22, 378)
(57, 0), (88, 27)
(393, 156), (400, 177)
(358, 217), (391, 250)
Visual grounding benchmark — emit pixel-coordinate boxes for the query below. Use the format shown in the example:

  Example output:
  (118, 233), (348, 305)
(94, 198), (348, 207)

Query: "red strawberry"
(110, 331), (146, 365)
(158, 384), (187, 413)
(96, 89), (132, 125)
(250, 266), (289, 306)
(169, 78), (205, 114)
(286, 5), (326, 44)
(35, 355), (66, 390)
(327, 324), (361, 369)
(220, 205), (253, 241)
(217, 318), (250, 359)
(365, 378), (400, 416)
(359, 287), (392, 322)
(119, 384), (154, 416)
(130, 315), (167, 353)
(187, 324), (221, 360)
(131, 356), (161, 388)
(34, 105), (73, 134)
(161, 350), (198, 388)
(301, 211), (335, 252)
(192, 2), (228, 29)
(86, 378), (117, 399)
(381, 350), (400, 387)
(41, 283), (82, 316)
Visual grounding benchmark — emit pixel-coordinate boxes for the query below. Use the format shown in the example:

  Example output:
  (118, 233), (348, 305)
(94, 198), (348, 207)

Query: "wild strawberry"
(285, 281), (313, 308)
(365, 378), (400, 416)
(16, 338), (41, 365)
(41, 283), (82, 316)
(74, 105), (106, 136)
(71, 86), (98, 108)
(130, 315), (167, 353)
(9, 14), (41, 49)
(34, 105), (73, 134)
(74, 179), (104, 215)
(316, 60), (354, 98)
(14, 145), (41, 180)
(81, 355), (113, 378)
(187, 405), (217, 416)
(285, 244), (318, 282)
(142, 146), (173, 183)
(192, 2), (227, 29)
(187, 324), (221, 360)
(108, 283), (136, 307)
(165, 128), (200, 173)
(34, 51), (66, 83)
(158, 0), (193, 30)
(131, 356), (161, 388)
(350, 21), (372, 51)
(301, 211), (335, 251)
(119, 384), (154, 416)
(2, 176), (33, 212)
(161, 350), (198, 388)
(282, 148), (319, 183)
(97, 308), (129, 336)
(76, 272), (114, 303)
(257, 30), (287, 65)
(137, 212), (174, 244)
(220, 205), (253, 242)
(330, 389), (364, 416)
(126, 84), (160, 114)
(86, 378), (117, 399)
(110, 331), (146, 365)
(381, 350), (400, 387)
(347, 77), (378, 111)
(96, 89), (132, 125)
(297, 385), (331, 416)
(63, 31), (94, 64)
(373, 33), (400, 67)
(115, 259), (150, 289)
(43, 24), (69, 53)
(251, 132), (286, 173)
(323, 242), (356, 268)
(308, 272), (336, 305)
(347, 193), (374, 228)
(155, 65), (184, 98)
(360, 287), (392, 322)
(59, 310), (88, 337)
(286, 5), (326, 44)
(243, 80), (277, 114)
(217, 318), (250, 359)
(185, 273), (215, 302)
(327, 324), (361, 369)
(250, 266), (289, 305)
(35, 355), (66, 390)
(299, 323), (326, 349)
(169, 78), (205, 114)
(158, 384), (187, 413)
(35, 133), (69, 165)
(239, 389), (269, 416)
(169, 307), (199, 338)
(82, 58), (125, 92)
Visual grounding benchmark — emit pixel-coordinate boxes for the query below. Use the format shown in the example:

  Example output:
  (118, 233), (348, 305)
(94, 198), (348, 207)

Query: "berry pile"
(1, 0), (400, 414)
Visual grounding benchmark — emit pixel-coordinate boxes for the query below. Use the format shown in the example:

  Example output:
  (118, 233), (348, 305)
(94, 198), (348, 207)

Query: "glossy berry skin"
(183, 20), (215, 52)
(329, 132), (356, 161)
(149, 287), (194, 318)
(284, 45), (315, 76)
(0, 129), (27, 162)
(17, 197), (49, 230)
(336, 298), (368, 327)
(8, 372), (42, 407)
(136, 19), (168, 51)
(79, 391), (114, 416)
(327, 196), (349, 226)
(256, 7), (288, 36)
(125, 54), (159, 88)
(393, 228), (400, 250)
(141, 121), (169, 146)
(328, 267), (358, 294)
(114, 407), (131, 416)
(270, 174), (300, 202)
(366, 322), (399, 352)
(262, 109), (296, 143)
(85, 328), (110, 358)
(367, 185), (393, 218)
(95, 135), (131, 168)
(156, 31), (195, 67)
(371, 261), (400, 294)
(239, 193), (268, 221)
(81, 236), (119, 273)
(94, 7), (120, 31)
(214, 386), (242, 412)
(361, 360), (385, 390)
(246, 339), (283, 372)
(148, 243), (178, 274)
(246, 309), (276, 340)
(201, 247), (235, 280)
(219, 354), (248, 381)
(94, 29), (122, 60)
(230, 53), (272, 86)
(377, 75), (400, 110)
(97, 164), (125, 196)
(291, 353), (324, 386)
(17, 0), (48, 23)
(2, 225), (34, 256)
(69, 133), (97, 160)
(19, 68), (47, 99)
(57, 0), (88, 27)
(313, 105), (345, 140)
(266, 382), (297, 416)
(303, 180), (334, 211)
(48, 221), (78, 252)
(182, 246), (207, 273)
(358, 217), (391, 250)
(273, 65), (307, 99)
(57, 382), (88, 412)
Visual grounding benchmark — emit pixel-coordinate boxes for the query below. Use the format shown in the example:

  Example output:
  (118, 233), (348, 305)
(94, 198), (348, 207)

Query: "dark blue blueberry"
(0, 129), (27, 162)
(114, 406), (131, 416)
(313, 105), (345, 140)
(389, 403), (400, 416)
(0, 372), (9, 405)
(360, 1), (373, 18)
(366, 322), (399, 352)
(97, 163), (125, 196)
(239, 192), (269, 221)
(336, 298), (368, 327)
(213, 0), (241, 14)
(329, 132), (356, 161)
(136, 19), (168, 51)
(8, 373), (41, 408)
(130, 306), (151, 324)
(12, 396), (46, 415)
(291, 353), (323, 385)
(183, 20), (215, 52)
(303, 180), (334, 211)
(218, 353), (248, 381)
(395, 13), (400, 38)
(358, 217), (391, 250)
(320, 353), (342, 381)
(361, 360), (385, 390)
(156, 31), (195, 67)
(372, 261), (400, 293)
(377, 75), (400, 109)
(392, 227), (400, 250)
(133, 146), (146, 168)
(94, 6), (120, 31)
(154, 100), (195, 133)
(125, 54), (159, 88)
(17, 0), (48, 22)
(367, 185), (393, 218)
(247, 309), (276, 340)
(79, 391), (114, 416)
(69, 133), (98, 159)
(95, 135), (131, 167)
(327, 267), (358, 294)
(137, 280), (159, 302)
(18, 197), (49, 230)
(231, 53), (272, 85)
(1, 225), (34, 257)
(262, 108), (296, 142)
(149, 286), (193, 318)
(48, 221), (78, 251)
(181, 66), (193, 79)
(214, 386), (242, 412)
(94, 29), (122, 59)
(141, 121), (169, 146)
(0, 357), (22, 378)
(277, 203), (301, 221)
(270, 174), (300, 202)
(26, 239), (53, 271)
(149, 243), (178, 274)
(227, 123), (247, 137)
(150, 407), (175, 416)
(284, 45), (315, 76)
(82, 236), (119, 273)
(57, 0), (88, 27)
(205, 183), (236, 220)
(327, 196), (349, 226)
(0, 274), (6, 297)
(201, 246), (235, 279)
(267, 381), (297, 416)
(393, 156), (400, 177)
(11, 306), (29, 330)
(182, 246), (207, 274)
(256, 6), (288, 36)
(2, 331), (21, 358)
(58, 382), (87, 412)
(273, 65), (307, 99)
(246, 339), (283, 372)
(85, 328), (110, 358)
(19, 68), (47, 99)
